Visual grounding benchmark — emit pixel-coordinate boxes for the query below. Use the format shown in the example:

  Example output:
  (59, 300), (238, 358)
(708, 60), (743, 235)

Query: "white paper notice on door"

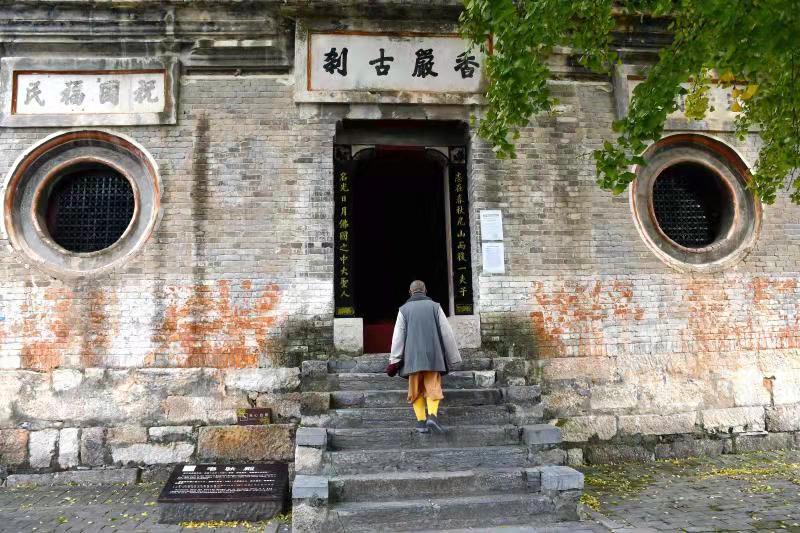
(479, 209), (503, 241)
(482, 242), (505, 274)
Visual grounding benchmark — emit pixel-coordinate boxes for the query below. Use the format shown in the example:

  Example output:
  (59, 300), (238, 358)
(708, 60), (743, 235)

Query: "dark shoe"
(426, 415), (445, 434)
(415, 420), (430, 433)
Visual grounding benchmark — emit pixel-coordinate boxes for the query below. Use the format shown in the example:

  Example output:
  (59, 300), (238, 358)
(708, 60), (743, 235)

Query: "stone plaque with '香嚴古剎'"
(157, 463), (288, 523)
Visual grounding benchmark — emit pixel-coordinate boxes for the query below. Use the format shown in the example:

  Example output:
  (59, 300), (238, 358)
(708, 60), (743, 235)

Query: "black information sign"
(333, 144), (357, 318)
(158, 463), (288, 503)
(448, 146), (474, 315)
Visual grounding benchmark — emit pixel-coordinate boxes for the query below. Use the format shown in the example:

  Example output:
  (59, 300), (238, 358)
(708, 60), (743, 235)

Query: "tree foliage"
(460, 0), (800, 203)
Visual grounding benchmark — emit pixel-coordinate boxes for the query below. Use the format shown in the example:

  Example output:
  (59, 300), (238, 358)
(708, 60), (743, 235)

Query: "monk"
(385, 280), (462, 433)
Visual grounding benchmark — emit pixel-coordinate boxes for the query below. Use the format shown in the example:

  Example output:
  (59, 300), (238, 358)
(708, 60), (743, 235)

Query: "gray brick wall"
(1, 67), (798, 469)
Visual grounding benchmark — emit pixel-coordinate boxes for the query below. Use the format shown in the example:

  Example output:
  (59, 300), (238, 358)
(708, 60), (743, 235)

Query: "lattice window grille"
(652, 166), (723, 248)
(48, 169), (135, 253)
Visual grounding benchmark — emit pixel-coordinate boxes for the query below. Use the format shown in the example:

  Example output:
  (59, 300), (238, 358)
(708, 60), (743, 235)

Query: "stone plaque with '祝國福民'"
(157, 463), (288, 523)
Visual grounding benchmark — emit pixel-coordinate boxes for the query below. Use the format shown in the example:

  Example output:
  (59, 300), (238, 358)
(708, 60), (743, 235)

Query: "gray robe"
(388, 294), (462, 378)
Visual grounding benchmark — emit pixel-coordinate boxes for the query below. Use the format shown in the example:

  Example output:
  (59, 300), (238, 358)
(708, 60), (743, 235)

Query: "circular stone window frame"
(2, 129), (161, 279)
(630, 134), (762, 273)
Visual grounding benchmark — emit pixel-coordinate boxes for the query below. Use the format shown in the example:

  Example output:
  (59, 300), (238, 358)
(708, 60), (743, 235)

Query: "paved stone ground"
(580, 449), (800, 532)
(0, 482), (290, 533)
(2, 451), (800, 532)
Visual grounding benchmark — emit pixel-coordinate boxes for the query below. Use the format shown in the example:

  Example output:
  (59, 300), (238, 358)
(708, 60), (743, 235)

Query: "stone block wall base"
(578, 430), (800, 464)
(159, 500), (285, 524)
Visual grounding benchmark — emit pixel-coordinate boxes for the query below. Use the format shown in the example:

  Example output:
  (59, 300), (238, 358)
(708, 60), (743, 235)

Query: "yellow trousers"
(408, 371), (443, 421)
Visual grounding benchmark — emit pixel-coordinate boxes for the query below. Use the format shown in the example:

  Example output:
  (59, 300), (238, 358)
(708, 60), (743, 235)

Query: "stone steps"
(327, 424), (523, 450)
(322, 445), (564, 476)
(332, 370), (495, 391)
(325, 493), (577, 532)
(329, 468), (528, 502)
(330, 388), (505, 408)
(329, 353), (493, 374)
(293, 354), (582, 532)
(312, 404), (515, 428)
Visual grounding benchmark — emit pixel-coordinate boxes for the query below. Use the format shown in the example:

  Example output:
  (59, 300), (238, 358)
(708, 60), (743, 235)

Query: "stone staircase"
(292, 353), (584, 532)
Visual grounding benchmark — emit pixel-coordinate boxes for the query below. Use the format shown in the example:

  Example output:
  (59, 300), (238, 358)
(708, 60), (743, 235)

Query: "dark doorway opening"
(353, 147), (450, 352)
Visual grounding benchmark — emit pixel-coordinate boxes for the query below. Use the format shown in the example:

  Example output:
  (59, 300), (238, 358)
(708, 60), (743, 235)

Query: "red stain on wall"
(19, 289), (75, 371)
(529, 280), (644, 357)
(751, 277), (797, 307)
(152, 280), (281, 368)
(79, 290), (112, 368)
(686, 277), (800, 353)
(529, 276), (800, 359)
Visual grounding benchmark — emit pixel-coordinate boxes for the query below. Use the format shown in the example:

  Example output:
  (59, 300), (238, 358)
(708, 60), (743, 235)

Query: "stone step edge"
(330, 387), (505, 394)
(327, 386), (540, 402)
(333, 370), (495, 379)
(325, 404), (512, 414)
(327, 423), (522, 434)
(329, 491), (567, 513)
(323, 443), (560, 459)
(329, 465), (584, 490)
(295, 466), (583, 501)
(326, 423), (560, 442)
(329, 466), (525, 482)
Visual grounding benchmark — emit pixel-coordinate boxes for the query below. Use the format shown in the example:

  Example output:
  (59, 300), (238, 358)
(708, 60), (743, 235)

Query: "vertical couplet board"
(334, 145), (357, 317)
(448, 146), (474, 315)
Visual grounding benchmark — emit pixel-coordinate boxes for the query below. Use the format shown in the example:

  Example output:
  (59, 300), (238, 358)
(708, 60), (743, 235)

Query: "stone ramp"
(292, 355), (584, 531)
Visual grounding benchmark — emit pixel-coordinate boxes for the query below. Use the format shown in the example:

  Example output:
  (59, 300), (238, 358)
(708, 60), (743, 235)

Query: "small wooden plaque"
(236, 407), (272, 425)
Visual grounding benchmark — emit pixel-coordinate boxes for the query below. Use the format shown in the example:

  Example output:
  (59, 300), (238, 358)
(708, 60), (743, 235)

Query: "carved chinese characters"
(334, 146), (356, 317)
(14, 72), (165, 115)
(449, 147), (474, 315)
(309, 33), (485, 94)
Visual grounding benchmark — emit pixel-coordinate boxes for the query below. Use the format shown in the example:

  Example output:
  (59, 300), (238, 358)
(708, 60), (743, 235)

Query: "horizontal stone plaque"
(14, 72), (165, 115)
(613, 64), (746, 132)
(1, 57), (178, 127)
(309, 32), (485, 93)
(157, 463), (288, 523)
(295, 22), (487, 104)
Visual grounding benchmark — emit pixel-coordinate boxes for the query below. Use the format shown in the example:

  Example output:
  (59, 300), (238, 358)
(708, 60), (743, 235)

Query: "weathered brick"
(111, 443), (195, 465)
(29, 429), (58, 468)
(766, 403), (800, 432)
(197, 425), (296, 461)
(560, 415), (617, 442)
(701, 406), (765, 434)
(618, 413), (698, 436)
(58, 428), (80, 468)
(0, 429), (29, 466)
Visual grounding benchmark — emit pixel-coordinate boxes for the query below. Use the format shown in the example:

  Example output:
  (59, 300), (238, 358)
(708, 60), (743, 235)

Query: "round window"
(3, 130), (160, 279)
(631, 135), (761, 272)
(651, 162), (734, 249)
(42, 164), (135, 253)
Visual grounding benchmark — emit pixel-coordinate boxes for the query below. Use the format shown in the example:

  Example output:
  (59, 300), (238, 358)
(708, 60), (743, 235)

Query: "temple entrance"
(353, 148), (450, 352)
(332, 120), (475, 354)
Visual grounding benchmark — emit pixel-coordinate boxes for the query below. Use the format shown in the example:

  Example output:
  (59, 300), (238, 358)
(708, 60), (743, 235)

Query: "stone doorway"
(332, 120), (475, 354)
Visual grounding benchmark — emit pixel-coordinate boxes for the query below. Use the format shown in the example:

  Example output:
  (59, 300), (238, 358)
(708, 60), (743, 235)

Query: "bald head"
(409, 280), (427, 295)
